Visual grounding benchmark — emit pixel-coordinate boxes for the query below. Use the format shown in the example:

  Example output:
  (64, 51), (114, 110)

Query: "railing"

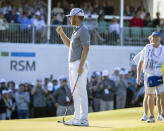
(0, 23), (164, 46)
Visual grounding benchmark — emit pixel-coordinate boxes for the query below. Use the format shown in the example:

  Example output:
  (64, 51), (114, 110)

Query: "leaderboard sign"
(1, 51), (36, 71)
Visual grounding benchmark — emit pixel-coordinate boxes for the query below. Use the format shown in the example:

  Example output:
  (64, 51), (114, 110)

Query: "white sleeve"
(133, 51), (141, 65)
(133, 47), (145, 65)
(139, 47), (146, 61)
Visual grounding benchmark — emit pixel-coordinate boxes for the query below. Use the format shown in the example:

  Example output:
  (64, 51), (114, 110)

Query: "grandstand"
(0, 0), (164, 45)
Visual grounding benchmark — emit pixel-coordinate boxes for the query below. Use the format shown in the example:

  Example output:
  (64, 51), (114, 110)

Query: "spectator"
(82, 2), (91, 16)
(124, 5), (133, 16)
(0, 90), (8, 120)
(103, 0), (114, 15)
(17, 11), (33, 42)
(15, 84), (30, 119)
(1, 1), (12, 15)
(132, 85), (145, 107)
(24, 3), (34, 17)
(8, 88), (17, 119)
(115, 71), (128, 109)
(130, 64), (137, 78)
(109, 17), (120, 34)
(33, 0), (47, 16)
(111, 67), (120, 86)
(90, 72), (101, 112)
(26, 8), (33, 19)
(45, 91), (56, 117)
(17, 11), (33, 31)
(87, 79), (93, 113)
(53, 78), (73, 116)
(152, 12), (161, 27)
(93, 0), (103, 15)
(129, 6), (135, 17)
(0, 79), (7, 95)
(52, 1), (64, 24)
(52, 79), (58, 91)
(32, 11), (46, 43)
(7, 81), (16, 97)
(85, 16), (104, 44)
(51, 13), (62, 25)
(126, 71), (137, 107)
(0, 11), (8, 31)
(99, 70), (116, 111)
(130, 10), (143, 27)
(138, 7), (146, 19)
(109, 17), (120, 42)
(31, 79), (48, 118)
(98, 14), (107, 33)
(5, 6), (18, 23)
(6, 89), (16, 119)
(143, 12), (152, 27)
(44, 78), (49, 88)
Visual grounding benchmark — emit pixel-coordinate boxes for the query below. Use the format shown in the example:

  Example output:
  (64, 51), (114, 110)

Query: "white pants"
(69, 60), (88, 120)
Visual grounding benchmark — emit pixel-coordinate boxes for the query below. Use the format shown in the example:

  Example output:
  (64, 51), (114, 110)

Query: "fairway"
(0, 107), (164, 131)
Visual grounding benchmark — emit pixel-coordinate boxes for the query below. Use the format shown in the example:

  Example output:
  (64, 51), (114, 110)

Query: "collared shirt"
(139, 44), (164, 75)
(68, 23), (90, 62)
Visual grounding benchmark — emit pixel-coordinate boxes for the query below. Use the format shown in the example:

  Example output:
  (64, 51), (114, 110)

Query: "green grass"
(0, 107), (164, 131)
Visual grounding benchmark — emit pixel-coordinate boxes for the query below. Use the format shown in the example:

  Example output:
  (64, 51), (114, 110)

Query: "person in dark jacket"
(0, 90), (9, 120)
(53, 78), (73, 116)
(99, 70), (116, 111)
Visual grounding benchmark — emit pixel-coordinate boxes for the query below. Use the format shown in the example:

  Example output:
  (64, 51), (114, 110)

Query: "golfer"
(136, 32), (164, 123)
(56, 8), (90, 126)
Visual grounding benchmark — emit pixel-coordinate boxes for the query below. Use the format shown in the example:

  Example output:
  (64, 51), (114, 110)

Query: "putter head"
(57, 116), (65, 124)
(57, 120), (65, 123)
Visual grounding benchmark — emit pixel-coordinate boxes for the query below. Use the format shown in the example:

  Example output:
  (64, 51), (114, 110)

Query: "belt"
(69, 59), (80, 63)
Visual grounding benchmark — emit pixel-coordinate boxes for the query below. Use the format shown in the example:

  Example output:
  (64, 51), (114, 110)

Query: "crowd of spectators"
(0, 0), (164, 44)
(0, 64), (146, 120)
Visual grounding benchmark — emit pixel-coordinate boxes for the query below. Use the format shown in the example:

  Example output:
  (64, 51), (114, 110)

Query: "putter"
(57, 75), (79, 124)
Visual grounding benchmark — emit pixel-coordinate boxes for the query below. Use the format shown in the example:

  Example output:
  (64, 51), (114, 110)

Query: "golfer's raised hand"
(56, 26), (63, 34)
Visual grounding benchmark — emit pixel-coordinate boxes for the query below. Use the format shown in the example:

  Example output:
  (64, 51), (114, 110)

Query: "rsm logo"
(10, 60), (35, 71)
(1, 51), (36, 71)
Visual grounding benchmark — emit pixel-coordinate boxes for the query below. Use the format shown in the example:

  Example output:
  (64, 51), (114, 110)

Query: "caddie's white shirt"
(139, 44), (164, 76)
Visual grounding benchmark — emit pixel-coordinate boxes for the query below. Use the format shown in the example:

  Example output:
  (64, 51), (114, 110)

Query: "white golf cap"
(66, 8), (84, 17)
(0, 78), (6, 83)
(102, 70), (109, 77)
(2, 90), (8, 95)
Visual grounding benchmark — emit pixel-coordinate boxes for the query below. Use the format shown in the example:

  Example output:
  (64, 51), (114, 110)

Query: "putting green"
(0, 107), (164, 131)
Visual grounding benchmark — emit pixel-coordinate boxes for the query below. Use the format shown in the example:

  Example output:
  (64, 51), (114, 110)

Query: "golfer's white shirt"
(134, 44), (164, 76)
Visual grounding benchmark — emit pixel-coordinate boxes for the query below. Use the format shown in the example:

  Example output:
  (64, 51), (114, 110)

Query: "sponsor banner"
(0, 43), (143, 84)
